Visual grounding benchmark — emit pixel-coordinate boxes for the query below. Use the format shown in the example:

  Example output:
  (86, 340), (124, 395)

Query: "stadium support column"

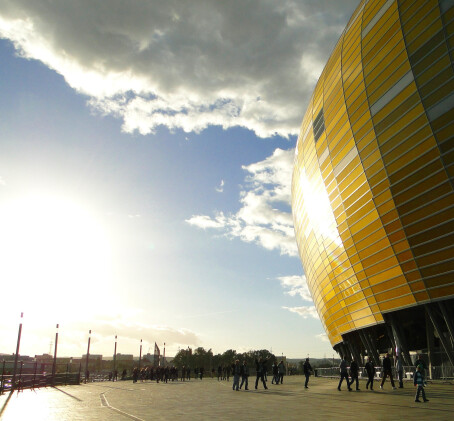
(341, 342), (351, 360)
(336, 343), (347, 360)
(345, 342), (353, 361)
(366, 332), (381, 364)
(384, 321), (397, 354)
(359, 330), (380, 364)
(348, 337), (362, 364)
(425, 308), (435, 379)
(425, 304), (454, 366)
(388, 314), (412, 366)
(357, 330), (369, 363)
(438, 301), (454, 347)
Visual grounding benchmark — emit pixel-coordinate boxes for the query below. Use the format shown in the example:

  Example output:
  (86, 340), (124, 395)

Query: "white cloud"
(186, 212), (229, 230)
(186, 148), (297, 256)
(90, 317), (199, 350)
(316, 333), (329, 343)
(0, 0), (358, 138)
(215, 179), (224, 193)
(282, 305), (318, 319)
(277, 275), (312, 302)
(87, 309), (201, 353)
(0, 176), (5, 186)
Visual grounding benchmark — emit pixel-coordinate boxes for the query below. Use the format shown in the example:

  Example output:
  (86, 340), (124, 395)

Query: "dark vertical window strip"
(440, 0), (454, 74)
(393, 0), (454, 287)
(313, 109), (325, 142)
(434, 1), (454, 189)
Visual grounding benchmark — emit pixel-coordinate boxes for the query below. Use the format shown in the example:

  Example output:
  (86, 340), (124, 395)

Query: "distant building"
(115, 353), (133, 361)
(142, 353), (154, 364)
(35, 353), (53, 363)
(0, 353), (33, 362)
(81, 354), (103, 371)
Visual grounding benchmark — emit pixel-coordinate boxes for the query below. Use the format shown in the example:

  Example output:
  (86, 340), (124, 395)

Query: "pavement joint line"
(100, 392), (145, 421)
(90, 383), (136, 392)
(52, 386), (83, 401)
(0, 391), (13, 418)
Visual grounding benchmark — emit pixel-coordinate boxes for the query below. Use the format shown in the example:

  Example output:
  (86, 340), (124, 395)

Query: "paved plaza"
(1, 376), (453, 420)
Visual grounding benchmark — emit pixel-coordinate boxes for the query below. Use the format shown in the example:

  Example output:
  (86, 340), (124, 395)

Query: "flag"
(154, 342), (160, 366)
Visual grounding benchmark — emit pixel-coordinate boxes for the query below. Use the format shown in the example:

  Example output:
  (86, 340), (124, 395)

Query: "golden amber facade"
(292, 0), (454, 347)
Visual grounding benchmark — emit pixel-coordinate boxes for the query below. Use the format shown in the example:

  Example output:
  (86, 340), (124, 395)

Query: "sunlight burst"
(0, 193), (112, 321)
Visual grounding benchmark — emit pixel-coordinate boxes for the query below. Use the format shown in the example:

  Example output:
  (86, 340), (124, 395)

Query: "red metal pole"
(85, 330), (91, 383)
(139, 339), (143, 371)
(52, 324), (59, 385)
(12, 313), (23, 390)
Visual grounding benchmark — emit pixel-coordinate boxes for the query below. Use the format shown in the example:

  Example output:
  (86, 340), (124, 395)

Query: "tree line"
(171, 347), (276, 371)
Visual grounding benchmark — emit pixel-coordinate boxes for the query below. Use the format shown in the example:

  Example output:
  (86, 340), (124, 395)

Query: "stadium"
(292, 0), (454, 375)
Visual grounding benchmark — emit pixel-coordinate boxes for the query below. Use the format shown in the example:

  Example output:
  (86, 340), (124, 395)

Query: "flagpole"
(113, 335), (117, 379)
(12, 312), (24, 390)
(52, 324), (59, 385)
(139, 339), (143, 370)
(85, 330), (91, 383)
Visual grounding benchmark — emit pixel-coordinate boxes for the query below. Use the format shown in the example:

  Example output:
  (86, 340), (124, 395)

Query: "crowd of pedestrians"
(118, 352), (429, 403)
(124, 365), (208, 384)
(336, 353), (430, 403)
(123, 357), (290, 392)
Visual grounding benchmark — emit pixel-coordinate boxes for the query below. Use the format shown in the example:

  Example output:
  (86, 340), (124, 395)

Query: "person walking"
(303, 358), (312, 389)
(217, 365), (222, 381)
(278, 360), (285, 384)
(380, 353), (396, 390)
(232, 360), (241, 391)
(338, 357), (352, 391)
(365, 358), (376, 390)
(414, 365), (429, 402)
(348, 357), (360, 390)
(132, 367), (138, 383)
(271, 361), (279, 384)
(262, 358), (268, 381)
(415, 354), (427, 385)
(240, 360), (249, 390)
(396, 355), (404, 388)
(254, 357), (268, 390)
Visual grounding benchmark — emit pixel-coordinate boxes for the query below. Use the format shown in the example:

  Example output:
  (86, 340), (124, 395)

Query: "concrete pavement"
(1, 375), (453, 420)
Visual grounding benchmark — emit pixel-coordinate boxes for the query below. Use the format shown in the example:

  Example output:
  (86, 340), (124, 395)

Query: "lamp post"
(113, 335), (117, 380)
(52, 324), (59, 385)
(138, 339), (143, 370)
(187, 346), (190, 369)
(85, 330), (91, 383)
(12, 312), (23, 390)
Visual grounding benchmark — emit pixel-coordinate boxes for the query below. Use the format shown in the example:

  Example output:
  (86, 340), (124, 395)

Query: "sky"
(0, 0), (359, 360)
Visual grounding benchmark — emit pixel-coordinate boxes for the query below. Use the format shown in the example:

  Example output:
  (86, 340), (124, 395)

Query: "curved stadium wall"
(291, 0), (454, 363)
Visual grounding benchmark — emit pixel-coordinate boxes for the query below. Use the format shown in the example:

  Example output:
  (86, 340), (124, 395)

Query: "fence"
(315, 365), (454, 380)
(0, 360), (81, 394)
